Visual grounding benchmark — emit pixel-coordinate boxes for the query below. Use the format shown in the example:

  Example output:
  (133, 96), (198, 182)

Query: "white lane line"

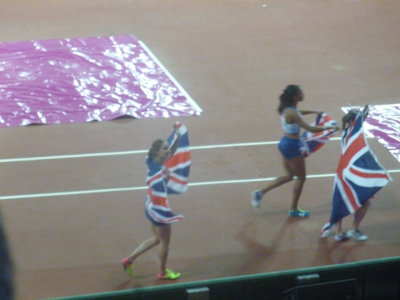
(0, 150), (147, 163)
(1, 169), (399, 201)
(0, 138), (342, 163)
(0, 186), (145, 200)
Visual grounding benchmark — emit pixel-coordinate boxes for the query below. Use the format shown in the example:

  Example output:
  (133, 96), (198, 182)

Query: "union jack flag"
(301, 113), (338, 156)
(321, 108), (391, 232)
(145, 122), (191, 225)
(164, 122), (191, 194)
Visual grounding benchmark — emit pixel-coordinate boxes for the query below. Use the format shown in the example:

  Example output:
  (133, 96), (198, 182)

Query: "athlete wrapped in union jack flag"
(122, 122), (191, 280)
(321, 106), (391, 241)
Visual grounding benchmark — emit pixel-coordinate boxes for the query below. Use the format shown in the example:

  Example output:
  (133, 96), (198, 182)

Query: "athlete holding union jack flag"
(121, 122), (191, 280)
(252, 85), (339, 217)
(321, 106), (391, 241)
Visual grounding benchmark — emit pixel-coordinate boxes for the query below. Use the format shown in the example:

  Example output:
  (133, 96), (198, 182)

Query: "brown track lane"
(0, 0), (400, 299)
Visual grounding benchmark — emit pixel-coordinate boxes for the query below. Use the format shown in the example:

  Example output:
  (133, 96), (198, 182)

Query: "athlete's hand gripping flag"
(301, 112), (338, 156)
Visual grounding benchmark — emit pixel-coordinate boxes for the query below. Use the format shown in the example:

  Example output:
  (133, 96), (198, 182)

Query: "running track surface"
(1, 1), (400, 299)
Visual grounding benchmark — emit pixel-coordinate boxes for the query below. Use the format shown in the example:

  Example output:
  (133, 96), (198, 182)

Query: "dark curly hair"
(277, 84), (302, 114)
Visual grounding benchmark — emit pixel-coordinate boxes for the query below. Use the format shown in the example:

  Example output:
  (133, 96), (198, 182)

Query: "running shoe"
(121, 258), (133, 277)
(157, 269), (181, 280)
(320, 227), (331, 238)
(335, 233), (350, 242)
(288, 208), (310, 218)
(251, 190), (262, 209)
(347, 229), (369, 241)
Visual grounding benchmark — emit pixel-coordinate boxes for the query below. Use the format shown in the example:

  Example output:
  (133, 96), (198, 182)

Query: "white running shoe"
(335, 232), (350, 242)
(347, 229), (369, 241)
(320, 228), (331, 238)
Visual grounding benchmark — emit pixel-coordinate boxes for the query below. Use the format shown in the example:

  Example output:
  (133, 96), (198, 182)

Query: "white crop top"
(280, 107), (301, 134)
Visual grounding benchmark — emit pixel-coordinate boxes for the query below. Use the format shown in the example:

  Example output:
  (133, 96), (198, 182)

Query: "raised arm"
(168, 125), (182, 156)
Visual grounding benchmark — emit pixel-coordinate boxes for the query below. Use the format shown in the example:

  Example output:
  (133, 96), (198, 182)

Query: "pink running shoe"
(121, 258), (133, 277)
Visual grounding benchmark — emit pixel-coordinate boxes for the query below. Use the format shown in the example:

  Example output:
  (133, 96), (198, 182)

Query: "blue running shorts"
(278, 136), (303, 160)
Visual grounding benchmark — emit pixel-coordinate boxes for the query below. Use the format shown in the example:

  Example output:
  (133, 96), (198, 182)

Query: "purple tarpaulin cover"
(0, 35), (202, 127)
(342, 104), (400, 163)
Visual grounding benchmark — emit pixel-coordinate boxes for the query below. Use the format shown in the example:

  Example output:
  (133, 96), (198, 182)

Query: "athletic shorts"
(278, 136), (303, 160)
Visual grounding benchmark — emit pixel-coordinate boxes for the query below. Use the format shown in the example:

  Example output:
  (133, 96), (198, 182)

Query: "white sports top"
(280, 107), (301, 134)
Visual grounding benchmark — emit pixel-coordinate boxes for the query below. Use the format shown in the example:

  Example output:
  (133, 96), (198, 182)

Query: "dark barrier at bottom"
(49, 256), (400, 300)
(282, 278), (357, 300)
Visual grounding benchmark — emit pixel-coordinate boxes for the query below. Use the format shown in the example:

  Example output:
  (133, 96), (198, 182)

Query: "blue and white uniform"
(278, 107), (304, 160)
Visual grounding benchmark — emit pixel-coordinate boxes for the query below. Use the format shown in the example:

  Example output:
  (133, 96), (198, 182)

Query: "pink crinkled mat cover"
(343, 104), (400, 163)
(0, 35), (202, 127)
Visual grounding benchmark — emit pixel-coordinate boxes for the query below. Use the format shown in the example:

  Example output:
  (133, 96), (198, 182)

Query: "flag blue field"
(321, 109), (391, 232)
